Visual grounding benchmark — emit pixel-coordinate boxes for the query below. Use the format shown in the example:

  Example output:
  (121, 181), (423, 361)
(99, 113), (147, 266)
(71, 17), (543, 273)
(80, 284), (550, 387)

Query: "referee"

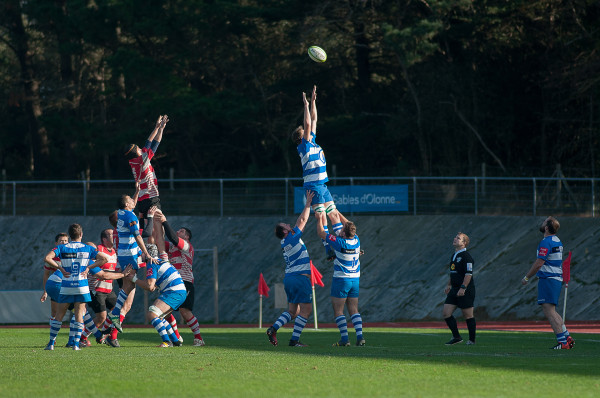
(442, 232), (476, 345)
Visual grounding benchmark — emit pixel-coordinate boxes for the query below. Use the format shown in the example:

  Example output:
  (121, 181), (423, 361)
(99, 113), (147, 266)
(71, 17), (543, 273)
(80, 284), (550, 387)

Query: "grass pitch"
(0, 327), (598, 397)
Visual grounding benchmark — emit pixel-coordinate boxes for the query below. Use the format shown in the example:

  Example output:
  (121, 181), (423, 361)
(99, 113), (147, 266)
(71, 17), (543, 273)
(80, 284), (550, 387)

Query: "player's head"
(540, 216), (560, 234)
(55, 232), (68, 245)
(454, 232), (470, 248)
(178, 227), (192, 241)
(275, 223), (292, 239)
(342, 221), (356, 239)
(68, 224), (83, 240)
(118, 195), (134, 210)
(291, 126), (303, 145)
(100, 228), (113, 247)
(146, 243), (159, 260)
(123, 143), (141, 159)
(86, 241), (97, 249)
(108, 210), (118, 228)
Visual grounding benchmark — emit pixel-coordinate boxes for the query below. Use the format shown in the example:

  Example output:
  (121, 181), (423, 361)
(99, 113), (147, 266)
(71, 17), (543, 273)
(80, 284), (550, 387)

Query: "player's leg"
(461, 307), (476, 344)
(71, 301), (87, 350)
(46, 302), (70, 350)
(108, 258), (137, 332)
(287, 276), (311, 346)
(148, 299), (173, 346)
(346, 279), (364, 346)
(266, 275), (298, 346)
(331, 278), (350, 346)
(310, 186), (335, 260)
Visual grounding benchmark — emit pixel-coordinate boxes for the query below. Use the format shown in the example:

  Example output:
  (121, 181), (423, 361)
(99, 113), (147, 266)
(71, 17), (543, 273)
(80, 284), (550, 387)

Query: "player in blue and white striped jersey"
(43, 224), (109, 350)
(292, 85), (345, 260)
(124, 233), (186, 348)
(316, 211), (365, 347)
(521, 216), (574, 349)
(266, 191), (315, 347)
(107, 193), (157, 333)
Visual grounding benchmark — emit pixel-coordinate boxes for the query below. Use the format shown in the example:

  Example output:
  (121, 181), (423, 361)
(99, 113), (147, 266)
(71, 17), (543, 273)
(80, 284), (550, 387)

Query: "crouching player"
(123, 246), (186, 347)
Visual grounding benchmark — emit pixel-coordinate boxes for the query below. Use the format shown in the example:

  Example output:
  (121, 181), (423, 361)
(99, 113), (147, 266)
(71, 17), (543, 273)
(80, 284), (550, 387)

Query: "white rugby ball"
(308, 46), (327, 63)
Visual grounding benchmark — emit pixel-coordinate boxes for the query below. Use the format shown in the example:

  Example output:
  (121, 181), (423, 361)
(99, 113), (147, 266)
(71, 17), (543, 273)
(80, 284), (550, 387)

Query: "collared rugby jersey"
(326, 233), (361, 278)
(53, 242), (98, 296)
(536, 235), (563, 281)
(297, 132), (328, 188)
(281, 226), (311, 275)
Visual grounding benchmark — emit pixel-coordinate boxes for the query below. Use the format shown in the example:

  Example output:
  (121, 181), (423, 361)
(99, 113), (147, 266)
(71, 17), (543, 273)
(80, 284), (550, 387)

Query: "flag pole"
(562, 284), (568, 322)
(312, 286), (318, 330)
(259, 295), (263, 329)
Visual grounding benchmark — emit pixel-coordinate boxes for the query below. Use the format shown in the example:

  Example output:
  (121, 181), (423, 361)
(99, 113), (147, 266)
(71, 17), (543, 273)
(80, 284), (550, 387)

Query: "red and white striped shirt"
(129, 147), (159, 201)
(88, 245), (118, 294)
(165, 239), (194, 283)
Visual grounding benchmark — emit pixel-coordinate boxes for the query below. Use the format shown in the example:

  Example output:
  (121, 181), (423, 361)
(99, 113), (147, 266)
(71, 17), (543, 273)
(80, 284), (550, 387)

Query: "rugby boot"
(289, 340), (308, 347)
(445, 337), (463, 345)
(333, 340), (350, 347)
(266, 327), (278, 346)
(551, 342), (571, 350)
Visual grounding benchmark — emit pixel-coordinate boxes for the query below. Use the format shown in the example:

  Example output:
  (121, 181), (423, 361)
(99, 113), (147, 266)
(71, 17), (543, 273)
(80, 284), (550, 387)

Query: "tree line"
(1, 0), (598, 180)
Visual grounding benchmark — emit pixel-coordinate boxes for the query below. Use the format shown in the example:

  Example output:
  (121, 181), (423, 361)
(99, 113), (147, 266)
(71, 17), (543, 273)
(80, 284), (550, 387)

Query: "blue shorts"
(58, 293), (91, 303)
(305, 184), (333, 206)
(331, 277), (359, 298)
(158, 290), (187, 311)
(537, 278), (562, 305)
(45, 280), (61, 302)
(118, 254), (140, 271)
(284, 274), (312, 304)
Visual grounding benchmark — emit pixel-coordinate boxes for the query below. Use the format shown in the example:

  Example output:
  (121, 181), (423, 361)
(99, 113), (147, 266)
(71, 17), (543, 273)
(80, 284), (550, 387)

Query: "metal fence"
(0, 176), (598, 217)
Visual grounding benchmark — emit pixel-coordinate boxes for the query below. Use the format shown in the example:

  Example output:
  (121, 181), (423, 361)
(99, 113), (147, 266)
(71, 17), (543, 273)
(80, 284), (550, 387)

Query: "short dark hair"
(546, 217), (560, 234)
(123, 143), (138, 159)
(182, 227), (192, 240)
(117, 195), (129, 209)
(68, 224), (83, 240)
(108, 210), (118, 227)
(100, 228), (112, 242)
(343, 221), (356, 238)
(275, 224), (286, 239)
(54, 232), (68, 243)
(291, 126), (303, 145)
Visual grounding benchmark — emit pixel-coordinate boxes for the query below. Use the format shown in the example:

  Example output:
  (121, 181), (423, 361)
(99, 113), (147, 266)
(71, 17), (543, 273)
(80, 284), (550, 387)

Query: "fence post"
(213, 246), (219, 325)
(350, 177), (354, 216)
(12, 182), (16, 216)
(285, 178), (288, 217)
(83, 180), (87, 216)
(413, 177), (417, 215)
(219, 179), (224, 217)
(592, 179), (596, 217)
(533, 178), (537, 216)
(474, 177), (478, 215)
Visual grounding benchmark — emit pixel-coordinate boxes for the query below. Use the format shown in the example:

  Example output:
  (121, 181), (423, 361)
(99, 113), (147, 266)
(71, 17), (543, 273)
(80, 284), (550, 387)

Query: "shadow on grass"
(108, 328), (600, 377)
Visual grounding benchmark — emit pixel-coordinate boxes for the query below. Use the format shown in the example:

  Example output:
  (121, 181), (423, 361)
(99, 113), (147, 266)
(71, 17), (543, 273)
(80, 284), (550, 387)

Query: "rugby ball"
(308, 46), (327, 63)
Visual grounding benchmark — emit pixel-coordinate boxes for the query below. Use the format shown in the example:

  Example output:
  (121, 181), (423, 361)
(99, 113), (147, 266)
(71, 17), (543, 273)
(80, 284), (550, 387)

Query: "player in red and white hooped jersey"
(156, 210), (205, 346)
(40, 232), (69, 321)
(123, 115), (168, 245)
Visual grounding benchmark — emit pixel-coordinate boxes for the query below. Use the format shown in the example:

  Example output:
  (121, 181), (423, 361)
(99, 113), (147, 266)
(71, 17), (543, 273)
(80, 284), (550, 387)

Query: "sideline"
(2, 321), (599, 333)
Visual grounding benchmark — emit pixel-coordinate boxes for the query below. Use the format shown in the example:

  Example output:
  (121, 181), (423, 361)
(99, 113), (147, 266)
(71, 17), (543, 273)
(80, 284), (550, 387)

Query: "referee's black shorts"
(444, 285), (475, 309)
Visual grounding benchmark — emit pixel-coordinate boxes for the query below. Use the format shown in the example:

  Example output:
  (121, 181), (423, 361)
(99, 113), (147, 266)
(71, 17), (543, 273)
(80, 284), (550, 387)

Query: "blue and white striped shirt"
(281, 226), (311, 275)
(536, 235), (563, 281)
(326, 234), (361, 278)
(116, 209), (141, 258)
(146, 259), (186, 294)
(53, 242), (98, 295)
(297, 132), (328, 188)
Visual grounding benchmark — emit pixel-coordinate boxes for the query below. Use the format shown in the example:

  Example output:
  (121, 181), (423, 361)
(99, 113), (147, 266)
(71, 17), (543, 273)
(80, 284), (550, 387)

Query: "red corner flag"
(562, 251), (572, 285)
(258, 273), (270, 297)
(310, 261), (324, 287)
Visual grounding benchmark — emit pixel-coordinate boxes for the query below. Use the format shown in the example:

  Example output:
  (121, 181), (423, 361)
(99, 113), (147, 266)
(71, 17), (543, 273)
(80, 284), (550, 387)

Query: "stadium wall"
(0, 215), (598, 324)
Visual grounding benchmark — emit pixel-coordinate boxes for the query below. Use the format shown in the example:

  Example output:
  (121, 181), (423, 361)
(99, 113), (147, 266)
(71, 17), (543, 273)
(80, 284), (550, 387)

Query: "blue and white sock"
(272, 312), (292, 331)
(111, 289), (128, 315)
(151, 317), (170, 342)
(68, 315), (76, 345)
(72, 321), (84, 347)
(49, 319), (62, 344)
(291, 315), (308, 342)
(161, 319), (179, 342)
(351, 313), (363, 341)
(335, 315), (349, 342)
(556, 331), (567, 344)
(332, 222), (343, 236)
(83, 311), (102, 339)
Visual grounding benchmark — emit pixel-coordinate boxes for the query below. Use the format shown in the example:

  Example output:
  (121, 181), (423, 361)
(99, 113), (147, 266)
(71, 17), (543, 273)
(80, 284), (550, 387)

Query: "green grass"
(1, 327), (599, 397)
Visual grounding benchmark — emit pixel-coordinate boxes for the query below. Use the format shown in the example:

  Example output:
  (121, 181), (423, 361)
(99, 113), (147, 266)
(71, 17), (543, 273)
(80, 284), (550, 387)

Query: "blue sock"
(291, 315), (308, 342)
(351, 313), (363, 341)
(151, 317), (170, 342)
(73, 321), (84, 347)
(112, 289), (128, 316)
(335, 315), (349, 342)
(49, 319), (62, 344)
(161, 319), (179, 342)
(272, 311), (292, 331)
(332, 222), (343, 236)
(556, 331), (567, 344)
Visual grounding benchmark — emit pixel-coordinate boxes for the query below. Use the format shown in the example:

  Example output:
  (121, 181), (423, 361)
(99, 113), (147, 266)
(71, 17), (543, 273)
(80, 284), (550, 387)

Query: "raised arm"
(302, 92), (311, 142)
(154, 114), (169, 143)
(295, 191), (315, 232)
(310, 85), (317, 134)
(146, 115), (163, 142)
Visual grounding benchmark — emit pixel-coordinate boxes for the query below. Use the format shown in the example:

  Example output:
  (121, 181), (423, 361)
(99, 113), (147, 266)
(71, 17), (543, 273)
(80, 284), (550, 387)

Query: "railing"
(0, 176), (598, 217)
